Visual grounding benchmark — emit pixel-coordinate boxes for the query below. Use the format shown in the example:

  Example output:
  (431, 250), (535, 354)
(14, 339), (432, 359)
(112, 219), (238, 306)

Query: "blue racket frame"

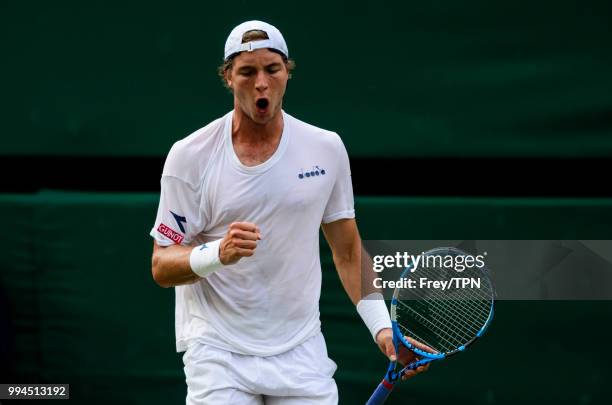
(365, 247), (495, 405)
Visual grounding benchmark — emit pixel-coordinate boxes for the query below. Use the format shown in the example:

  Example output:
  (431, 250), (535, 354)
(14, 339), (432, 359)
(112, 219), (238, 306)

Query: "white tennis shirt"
(150, 110), (355, 356)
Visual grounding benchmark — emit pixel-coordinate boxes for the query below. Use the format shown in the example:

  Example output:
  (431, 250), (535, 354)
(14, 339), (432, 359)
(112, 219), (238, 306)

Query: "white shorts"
(182, 332), (338, 404)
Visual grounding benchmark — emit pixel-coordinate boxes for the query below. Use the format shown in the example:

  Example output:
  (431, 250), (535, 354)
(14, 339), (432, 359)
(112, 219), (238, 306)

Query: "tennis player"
(150, 20), (427, 404)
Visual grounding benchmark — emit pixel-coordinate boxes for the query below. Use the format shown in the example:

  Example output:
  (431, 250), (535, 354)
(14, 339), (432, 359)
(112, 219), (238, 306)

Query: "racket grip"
(365, 380), (394, 405)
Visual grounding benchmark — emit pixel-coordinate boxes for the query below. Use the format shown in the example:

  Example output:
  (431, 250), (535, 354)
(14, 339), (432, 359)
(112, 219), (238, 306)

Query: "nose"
(255, 70), (269, 92)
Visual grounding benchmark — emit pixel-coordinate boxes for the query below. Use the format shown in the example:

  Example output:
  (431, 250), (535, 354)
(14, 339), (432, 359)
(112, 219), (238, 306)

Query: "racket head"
(390, 246), (495, 359)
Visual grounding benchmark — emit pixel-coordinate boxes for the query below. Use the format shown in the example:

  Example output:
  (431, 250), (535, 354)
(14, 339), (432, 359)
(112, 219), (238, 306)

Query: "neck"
(232, 105), (283, 144)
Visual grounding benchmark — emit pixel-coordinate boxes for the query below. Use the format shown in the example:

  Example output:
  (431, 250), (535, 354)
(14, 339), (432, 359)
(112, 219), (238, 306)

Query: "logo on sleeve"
(170, 211), (187, 233)
(157, 223), (184, 244)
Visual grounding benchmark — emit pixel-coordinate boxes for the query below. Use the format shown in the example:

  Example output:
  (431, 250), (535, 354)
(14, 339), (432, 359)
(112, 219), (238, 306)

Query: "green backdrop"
(2, 0), (611, 157)
(1, 192), (611, 404)
(2, 0), (612, 403)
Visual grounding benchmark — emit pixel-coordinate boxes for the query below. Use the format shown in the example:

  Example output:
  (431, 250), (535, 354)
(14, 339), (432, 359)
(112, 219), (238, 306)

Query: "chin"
(253, 109), (278, 124)
(250, 115), (270, 125)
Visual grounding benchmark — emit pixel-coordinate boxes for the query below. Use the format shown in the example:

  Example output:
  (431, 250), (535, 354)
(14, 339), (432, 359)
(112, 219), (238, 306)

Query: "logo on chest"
(298, 165), (326, 179)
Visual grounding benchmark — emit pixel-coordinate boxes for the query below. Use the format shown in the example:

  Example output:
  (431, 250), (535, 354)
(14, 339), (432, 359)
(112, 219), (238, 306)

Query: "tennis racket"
(366, 246), (495, 405)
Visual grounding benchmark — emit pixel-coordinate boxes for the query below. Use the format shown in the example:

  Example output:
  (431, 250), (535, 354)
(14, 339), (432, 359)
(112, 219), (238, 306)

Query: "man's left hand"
(375, 328), (433, 381)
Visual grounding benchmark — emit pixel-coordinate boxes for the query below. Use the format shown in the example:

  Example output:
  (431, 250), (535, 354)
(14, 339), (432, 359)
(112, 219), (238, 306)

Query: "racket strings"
(399, 270), (491, 325)
(395, 265), (493, 354)
(397, 300), (467, 351)
(407, 297), (484, 341)
(397, 303), (486, 353)
(404, 281), (489, 323)
(398, 298), (482, 352)
(398, 323), (439, 354)
(406, 262), (493, 306)
(398, 297), (487, 352)
(405, 283), (491, 332)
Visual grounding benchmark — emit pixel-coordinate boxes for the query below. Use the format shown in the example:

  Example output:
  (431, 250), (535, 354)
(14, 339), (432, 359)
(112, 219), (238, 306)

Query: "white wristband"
(356, 293), (392, 342)
(189, 239), (223, 278)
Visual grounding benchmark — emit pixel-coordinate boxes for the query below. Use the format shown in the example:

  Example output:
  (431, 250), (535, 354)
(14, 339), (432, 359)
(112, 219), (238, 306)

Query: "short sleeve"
(149, 176), (204, 246)
(322, 135), (356, 224)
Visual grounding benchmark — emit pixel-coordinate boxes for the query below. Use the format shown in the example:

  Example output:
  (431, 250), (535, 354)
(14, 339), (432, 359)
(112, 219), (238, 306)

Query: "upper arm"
(322, 133), (355, 224)
(150, 139), (211, 247)
(149, 176), (204, 246)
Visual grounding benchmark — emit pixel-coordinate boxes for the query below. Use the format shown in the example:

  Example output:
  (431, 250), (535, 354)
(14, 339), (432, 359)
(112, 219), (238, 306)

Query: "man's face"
(226, 48), (289, 125)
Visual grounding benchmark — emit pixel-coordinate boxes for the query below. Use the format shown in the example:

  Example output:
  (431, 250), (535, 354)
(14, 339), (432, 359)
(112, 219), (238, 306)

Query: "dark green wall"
(2, 0), (611, 157)
(1, 192), (611, 404)
(2, 1), (611, 403)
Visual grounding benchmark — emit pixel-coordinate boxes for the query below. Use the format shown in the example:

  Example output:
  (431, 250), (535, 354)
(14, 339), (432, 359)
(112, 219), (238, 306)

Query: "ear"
(224, 69), (233, 89)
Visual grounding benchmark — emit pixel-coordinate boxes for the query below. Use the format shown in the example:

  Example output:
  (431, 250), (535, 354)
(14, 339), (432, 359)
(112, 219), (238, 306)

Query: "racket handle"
(365, 379), (394, 405)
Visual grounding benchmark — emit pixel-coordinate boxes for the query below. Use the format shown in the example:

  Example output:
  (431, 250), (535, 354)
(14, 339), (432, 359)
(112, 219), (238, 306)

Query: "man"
(150, 20), (427, 404)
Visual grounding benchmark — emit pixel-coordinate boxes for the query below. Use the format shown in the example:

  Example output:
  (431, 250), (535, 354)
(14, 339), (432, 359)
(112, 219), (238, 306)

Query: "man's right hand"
(219, 222), (262, 265)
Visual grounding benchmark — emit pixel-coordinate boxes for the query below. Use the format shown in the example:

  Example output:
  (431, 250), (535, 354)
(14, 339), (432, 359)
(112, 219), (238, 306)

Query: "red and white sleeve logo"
(157, 223), (184, 244)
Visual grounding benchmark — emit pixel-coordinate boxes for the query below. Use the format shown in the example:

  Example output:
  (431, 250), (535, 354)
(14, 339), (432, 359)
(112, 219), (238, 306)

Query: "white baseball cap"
(224, 20), (289, 61)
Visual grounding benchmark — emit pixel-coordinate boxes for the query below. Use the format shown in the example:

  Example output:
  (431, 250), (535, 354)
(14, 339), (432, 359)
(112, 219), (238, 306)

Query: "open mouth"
(256, 98), (269, 110)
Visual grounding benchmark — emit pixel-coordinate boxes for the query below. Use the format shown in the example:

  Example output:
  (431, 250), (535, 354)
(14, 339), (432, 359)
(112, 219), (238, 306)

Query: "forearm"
(331, 239), (362, 305)
(321, 219), (391, 341)
(151, 222), (261, 288)
(151, 242), (200, 288)
(330, 236), (391, 342)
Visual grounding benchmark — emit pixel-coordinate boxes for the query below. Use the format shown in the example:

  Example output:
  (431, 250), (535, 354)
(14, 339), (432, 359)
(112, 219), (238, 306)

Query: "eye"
(238, 68), (254, 77)
(266, 65), (281, 74)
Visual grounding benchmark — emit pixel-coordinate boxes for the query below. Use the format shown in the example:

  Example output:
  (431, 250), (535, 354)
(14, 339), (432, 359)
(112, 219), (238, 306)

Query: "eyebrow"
(237, 62), (282, 71)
